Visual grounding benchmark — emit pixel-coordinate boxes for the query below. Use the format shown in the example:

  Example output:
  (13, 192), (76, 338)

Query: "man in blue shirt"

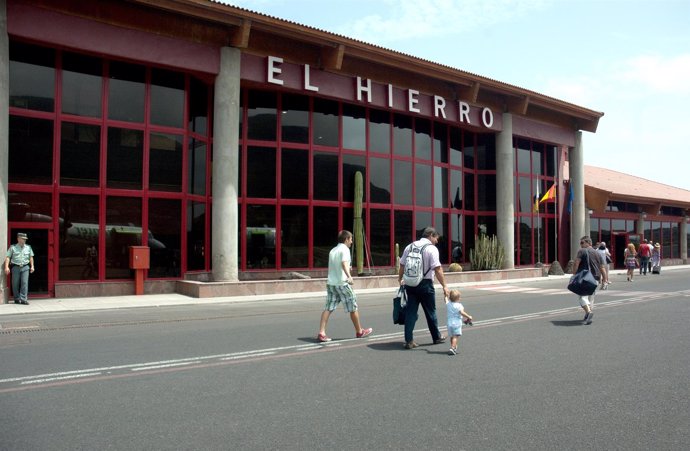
(4, 232), (35, 305)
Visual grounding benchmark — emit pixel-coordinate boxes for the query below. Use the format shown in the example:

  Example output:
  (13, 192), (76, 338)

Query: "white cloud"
(621, 54), (690, 95)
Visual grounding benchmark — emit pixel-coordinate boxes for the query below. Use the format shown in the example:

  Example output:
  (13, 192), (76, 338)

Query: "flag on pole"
(540, 184), (556, 203)
(567, 183), (574, 214)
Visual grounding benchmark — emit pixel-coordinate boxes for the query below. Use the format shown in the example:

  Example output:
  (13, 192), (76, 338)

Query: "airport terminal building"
(1, 0), (688, 299)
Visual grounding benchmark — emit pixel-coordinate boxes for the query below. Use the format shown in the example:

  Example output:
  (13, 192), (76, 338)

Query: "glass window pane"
(108, 61), (145, 123)
(451, 212), (464, 261)
(62, 52), (102, 117)
(393, 114), (412, 156)
(60, 122), (100, 187)
(433, 123), (448, 163)
(415, 163), (432, 207)
(434, 166), (448, 208)
(149, 133), (183, 192)
(478, 174), (497, 211)
(369, 157), (391, 204)
(150, 69), (184, 128)
(9, 41), (55, 111)
(281, 94), (309, 144)
(517, 176), (531, 214)
(246, 146), (276, 198)
(531, 143), (543, 175)
(313, 151), (338, 201)
(394, 160), (412, 205)
(189, 138), (207, 195)
(8, 191), (52, 223)
(246, 205), (276, 269)
(343, 155), (366, 203)
(59, 194), (100, 281)
(545, 145), (558, 177)
(415, 118), (431, 160)
(281, 149), (308, 199)
(369, 109), (390, 154)
(517, 139), (531, 174)
(312, 98), (338, 147)
(149, 198), (181, 277)
(106, 197), (142, 279)
(394, 210), (413, 249)
(464, 134), (475, 168)
(189, 77), (209, 135)
(107, 128), (143, 189)
(464, 172), (475, 211)
(342, 104), (366, 151)
(187, 201), (206, 271)
(450, 127), (463, 167)
(370, 209), (391, 266)
(451, 169), (463, 210)
(435, 211), (450, 263)
(247, 90), (277, 141)
(281, 206), (308, 268)
(476, 134), (496, 170)
(313, 207), (338, 268)
(415, 211), (432, 239)
(9, 116), (53, 185)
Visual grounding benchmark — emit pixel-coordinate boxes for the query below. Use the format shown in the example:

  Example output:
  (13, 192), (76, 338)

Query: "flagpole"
(555, 179), (558, 262)
(536, 181), (540, 263)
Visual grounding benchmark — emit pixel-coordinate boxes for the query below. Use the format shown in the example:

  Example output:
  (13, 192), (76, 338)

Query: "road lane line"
(21, 372), (103, 385)
(131, 361), (201, 371)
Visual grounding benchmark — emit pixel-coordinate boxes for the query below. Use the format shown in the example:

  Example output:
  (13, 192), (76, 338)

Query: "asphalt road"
(1, 270), (689, 450)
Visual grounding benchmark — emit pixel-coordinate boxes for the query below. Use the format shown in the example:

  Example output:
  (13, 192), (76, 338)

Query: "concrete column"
(211, 47), (240, 282)
(496, 112), (514, 269)
(681, 217), (688, 264)
(570, 131), (585, 259)
(0, 0), (9, 303)
(636, 213), (646, 236)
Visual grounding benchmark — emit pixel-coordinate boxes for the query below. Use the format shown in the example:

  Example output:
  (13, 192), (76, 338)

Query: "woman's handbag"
(567, 269), (598, 296)
(392, 286), (407, 325)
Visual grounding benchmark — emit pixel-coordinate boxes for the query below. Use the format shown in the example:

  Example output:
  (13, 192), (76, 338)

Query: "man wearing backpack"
(398, 227), (450, 349)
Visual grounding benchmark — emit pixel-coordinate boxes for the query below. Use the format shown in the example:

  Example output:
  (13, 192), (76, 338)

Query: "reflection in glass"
(150, 69), (184, 128)
(464, 172), (475, 211)
(517, 140), (531, 174)
(394, 160), (412, 205)
(434, 166), (448, 208)
(342, 104), (366, 151)
(450, 170), (463, 210)
(369, 157), (391, 204)
(105, 197), (142, 279)
(281, 94), (309, 143)
(433, 123), (448, 163)
(281, 206), (308, 267)
(189, 138), (207, 195)
(9, 116), (53, 185)
(343, 155), (365, 202)
(313, 98), (338, 147)
(109, 61), (145, 123)
(415, 119), (431, 160)
(246, 205), (276, 269)
(478, 175), (496, 211)
(313, 152), (338, 200)
(370, 209), (391, 266)
(187, 201), (206, 271)
(8, 192), (53, 222)
(476, 134), (496, 170)
(61, 122), (100, 187)
(393, 114), (412, 156)
(9, 42), (55, 111)
(415, 211), (432, 239)
(313, 207), (338, 268)
(149, 133), (183, 192)
(281, 149), (308, 199)
(415, 163), (432, 207)
(62, 52), (102, 117)
(247, 90), (277, 141)
(107, 128), (143, 189)
(59, 194), (100, 281)
(189, 77), (209, 135)
(450, 127), (463, 167)
(435, 212), (450, 263)
(369, 109), (390, 153)
(149, 198), (181, 277)
(394, 210), (413, 250)
(247, 146), (276, 198)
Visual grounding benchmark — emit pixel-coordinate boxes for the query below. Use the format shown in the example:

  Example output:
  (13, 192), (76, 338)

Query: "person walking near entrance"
(4, 232), (35, 305)
(398, 227), (450, 348)
(624, 243), (637, 282)
(317, 230), (372, 342)
(596, 241), (612, 289)
(638, 239), (651, 275)
(573, 236), (604, 325)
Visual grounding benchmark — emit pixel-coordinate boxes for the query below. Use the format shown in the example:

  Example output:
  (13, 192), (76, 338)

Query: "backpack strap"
(419, 243), (432, 277)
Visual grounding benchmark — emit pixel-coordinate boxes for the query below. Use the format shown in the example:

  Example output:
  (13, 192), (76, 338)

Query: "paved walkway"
(0, 266), (685, 317)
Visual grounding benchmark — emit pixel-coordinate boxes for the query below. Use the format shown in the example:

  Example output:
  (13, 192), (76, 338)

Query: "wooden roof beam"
(321, 44), (345, 70)
(457, 81), (480, 103)
(229, 19), (251, 48)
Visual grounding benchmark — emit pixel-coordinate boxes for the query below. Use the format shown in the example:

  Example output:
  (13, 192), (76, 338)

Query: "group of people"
(624, 239), (662, 282)
(317, 226), (471, 356)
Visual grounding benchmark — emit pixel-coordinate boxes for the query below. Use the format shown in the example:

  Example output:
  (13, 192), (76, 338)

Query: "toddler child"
(445, 289), (473, 356)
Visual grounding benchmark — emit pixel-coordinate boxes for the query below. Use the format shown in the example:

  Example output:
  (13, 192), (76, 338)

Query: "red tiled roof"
(584, 165), (690, 204)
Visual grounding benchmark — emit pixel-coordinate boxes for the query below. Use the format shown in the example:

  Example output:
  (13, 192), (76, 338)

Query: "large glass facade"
(239, 88), (499, 271)
(7, 41), (212, 284)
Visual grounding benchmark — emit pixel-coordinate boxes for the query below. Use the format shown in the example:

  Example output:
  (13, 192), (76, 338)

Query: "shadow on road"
(550, 320), (585, 327)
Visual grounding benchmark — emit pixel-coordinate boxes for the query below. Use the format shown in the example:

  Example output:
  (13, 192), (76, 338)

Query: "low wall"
(176, 267), (543, 298)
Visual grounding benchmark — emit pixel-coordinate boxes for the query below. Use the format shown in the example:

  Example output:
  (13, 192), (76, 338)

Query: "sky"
(223, 0), (690, 191)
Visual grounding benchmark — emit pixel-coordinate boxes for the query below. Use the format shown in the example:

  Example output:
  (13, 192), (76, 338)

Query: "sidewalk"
(1, 266), (686, 317)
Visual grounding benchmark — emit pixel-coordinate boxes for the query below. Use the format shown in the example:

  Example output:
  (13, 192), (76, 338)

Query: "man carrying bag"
(569, 236), (605, 325)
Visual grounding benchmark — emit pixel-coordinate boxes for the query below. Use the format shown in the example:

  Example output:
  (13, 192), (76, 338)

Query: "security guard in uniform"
(4, 232), (35, 305)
